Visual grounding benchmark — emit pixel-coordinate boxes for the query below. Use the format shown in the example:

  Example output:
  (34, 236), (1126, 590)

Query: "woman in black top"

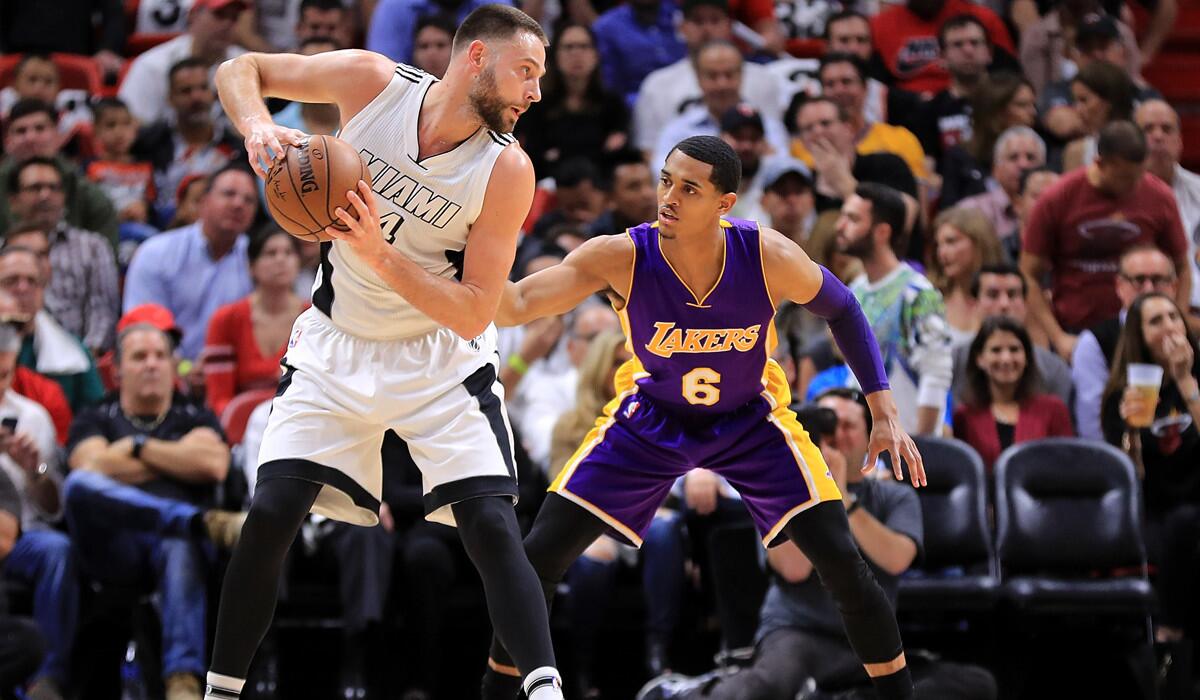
(1102, 292), (1200, 644)
(939, 73), (1038, 207)
(514, 21), (630, 179)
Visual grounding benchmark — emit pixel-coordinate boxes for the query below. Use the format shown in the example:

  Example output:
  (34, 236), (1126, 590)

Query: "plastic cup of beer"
(1126, 363), (1165, 428)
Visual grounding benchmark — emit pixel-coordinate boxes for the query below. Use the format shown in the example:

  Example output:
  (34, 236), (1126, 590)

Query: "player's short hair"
(818, 52), (867, 85)
(855, 182), (906, 249)
(938, 13), (989, 50)
(168, 57), (209, 88)
(1097, 120), (1148, 163)
(669, 135), (741, 194)
(970, 262), (1026, 299)
(452, 5), (548, 54)
(6, 99), (56, 131)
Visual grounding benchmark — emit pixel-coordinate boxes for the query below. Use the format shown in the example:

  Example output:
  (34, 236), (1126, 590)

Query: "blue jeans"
(641, 510), (685, 639)
(2, 529), (79, 686)
(63, 470), (209, 678)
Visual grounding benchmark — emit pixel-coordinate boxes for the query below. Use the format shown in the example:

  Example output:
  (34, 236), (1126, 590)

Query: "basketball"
(264, 135), (371, 243)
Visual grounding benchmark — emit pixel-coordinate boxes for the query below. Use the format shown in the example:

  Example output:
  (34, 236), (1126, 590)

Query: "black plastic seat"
(898, 436), (999, 611)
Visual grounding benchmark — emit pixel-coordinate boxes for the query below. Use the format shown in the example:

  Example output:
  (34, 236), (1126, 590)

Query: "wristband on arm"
(801, 266), (890, 395)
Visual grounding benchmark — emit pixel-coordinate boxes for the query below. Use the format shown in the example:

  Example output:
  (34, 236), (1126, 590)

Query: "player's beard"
(469, 66), (513, 133)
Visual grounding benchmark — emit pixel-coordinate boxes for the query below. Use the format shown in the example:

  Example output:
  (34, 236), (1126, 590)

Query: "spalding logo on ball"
(265, 135), (372, 243)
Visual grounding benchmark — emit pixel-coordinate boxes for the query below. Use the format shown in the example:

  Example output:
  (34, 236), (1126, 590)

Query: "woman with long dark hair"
(940, 73), (1038, 207)
(953, 316), (1073, 470)
(1061, 60), (1137, 171)
(1102, 292), (1200, 643)
(514, 20), (630, 178)
(203, 228), (308, 415)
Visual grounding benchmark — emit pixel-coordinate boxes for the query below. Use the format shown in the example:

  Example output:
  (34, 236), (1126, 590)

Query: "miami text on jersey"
(362, 148), (463, 228)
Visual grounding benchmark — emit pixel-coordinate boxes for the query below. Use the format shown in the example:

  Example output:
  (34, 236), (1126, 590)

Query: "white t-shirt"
(0, 391), (61, 531)
(634, 58), (785, 153)
(118, 34), (246, 125)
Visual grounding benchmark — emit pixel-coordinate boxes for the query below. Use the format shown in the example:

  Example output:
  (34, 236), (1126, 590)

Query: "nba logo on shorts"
(288, 328), (303, 349)
(624, 400), (640, 418)
(468, 335), (481, 352)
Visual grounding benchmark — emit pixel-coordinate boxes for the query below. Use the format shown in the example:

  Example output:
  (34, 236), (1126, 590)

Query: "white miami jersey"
(313, 63), (515, 340)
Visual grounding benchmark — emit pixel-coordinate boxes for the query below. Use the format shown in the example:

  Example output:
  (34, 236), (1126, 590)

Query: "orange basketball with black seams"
(264, 135), (372, 243)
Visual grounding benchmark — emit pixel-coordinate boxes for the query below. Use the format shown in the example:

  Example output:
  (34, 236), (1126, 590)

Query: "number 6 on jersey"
(682, 367), (721, 406)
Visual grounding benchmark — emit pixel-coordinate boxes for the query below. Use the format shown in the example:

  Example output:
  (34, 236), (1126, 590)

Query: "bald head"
(1135, 99), (1182, 173)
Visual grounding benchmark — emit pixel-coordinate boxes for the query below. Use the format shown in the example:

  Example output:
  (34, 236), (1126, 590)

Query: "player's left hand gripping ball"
(326, 181), (386, 256)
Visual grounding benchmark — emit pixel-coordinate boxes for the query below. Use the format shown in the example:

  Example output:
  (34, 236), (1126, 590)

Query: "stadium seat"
(0, 53), (104, 96)
(993, 438), (1157, 697)
(994, 438), (1152, 615)
(96, 351), (118, 392)
(220, 387), (276, 445)
(785, 38), (826, 59)
(898, 436), (999, 612)
(522, 186), (557, 235)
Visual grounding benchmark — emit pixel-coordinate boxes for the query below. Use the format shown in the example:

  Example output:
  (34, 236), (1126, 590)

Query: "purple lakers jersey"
(621, 217), (775, 414)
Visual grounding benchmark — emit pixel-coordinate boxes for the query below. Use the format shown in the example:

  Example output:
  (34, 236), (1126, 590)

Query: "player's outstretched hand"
(865, 414), (926, 488)
(243, 118), (307, 179)
(326, 181), (387, 258)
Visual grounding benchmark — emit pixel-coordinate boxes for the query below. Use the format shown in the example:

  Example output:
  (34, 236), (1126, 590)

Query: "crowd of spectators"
(0, 0), (1198, 697)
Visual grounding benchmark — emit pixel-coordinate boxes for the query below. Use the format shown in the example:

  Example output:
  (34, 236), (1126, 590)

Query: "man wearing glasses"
(1020, 120), (1191, 362)
(6, 157), (120, 355)
(1072, 244), (1180, 439)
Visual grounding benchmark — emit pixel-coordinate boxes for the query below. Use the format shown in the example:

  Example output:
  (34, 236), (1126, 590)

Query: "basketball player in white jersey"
(205, 6), (566, 700)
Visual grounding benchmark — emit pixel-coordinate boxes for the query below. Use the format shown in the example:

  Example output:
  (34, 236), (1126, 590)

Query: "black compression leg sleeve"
(210, 477), (321, 678)
(782, 501), (913, 698)
(481, 494), (609, 698)
(453, 496), (565, 677)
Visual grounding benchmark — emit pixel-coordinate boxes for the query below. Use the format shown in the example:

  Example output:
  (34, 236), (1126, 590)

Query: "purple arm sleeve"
(801, 266), (890, 394)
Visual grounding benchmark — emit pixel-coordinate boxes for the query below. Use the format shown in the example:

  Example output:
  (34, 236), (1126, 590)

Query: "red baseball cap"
(118, 304), (183, 345)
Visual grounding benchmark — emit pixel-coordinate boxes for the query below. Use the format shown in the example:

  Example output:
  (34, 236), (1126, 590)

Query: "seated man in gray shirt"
(638, 390), (997, 700)
(952, 264), (1073, 409)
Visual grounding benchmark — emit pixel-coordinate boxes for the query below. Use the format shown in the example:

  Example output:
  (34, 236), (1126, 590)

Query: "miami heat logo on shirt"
(643, 322), (761, 358)
(895, 37), (940, 78)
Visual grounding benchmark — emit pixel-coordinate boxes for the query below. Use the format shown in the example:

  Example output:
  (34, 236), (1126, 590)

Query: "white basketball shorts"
(256, 307), (518, 527)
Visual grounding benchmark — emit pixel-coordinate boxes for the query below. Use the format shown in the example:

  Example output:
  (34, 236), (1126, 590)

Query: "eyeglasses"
(1120, 273), (1175, 287)
(18, 183), (61, 194)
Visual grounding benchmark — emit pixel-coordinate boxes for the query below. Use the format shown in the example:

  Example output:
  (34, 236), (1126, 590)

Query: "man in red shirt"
(870, 0), (1013, 95)
(1021, 120), (1191, 360)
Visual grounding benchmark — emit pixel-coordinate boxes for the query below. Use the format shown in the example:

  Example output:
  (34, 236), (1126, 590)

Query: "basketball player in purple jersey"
(480, 135), (926, 700)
